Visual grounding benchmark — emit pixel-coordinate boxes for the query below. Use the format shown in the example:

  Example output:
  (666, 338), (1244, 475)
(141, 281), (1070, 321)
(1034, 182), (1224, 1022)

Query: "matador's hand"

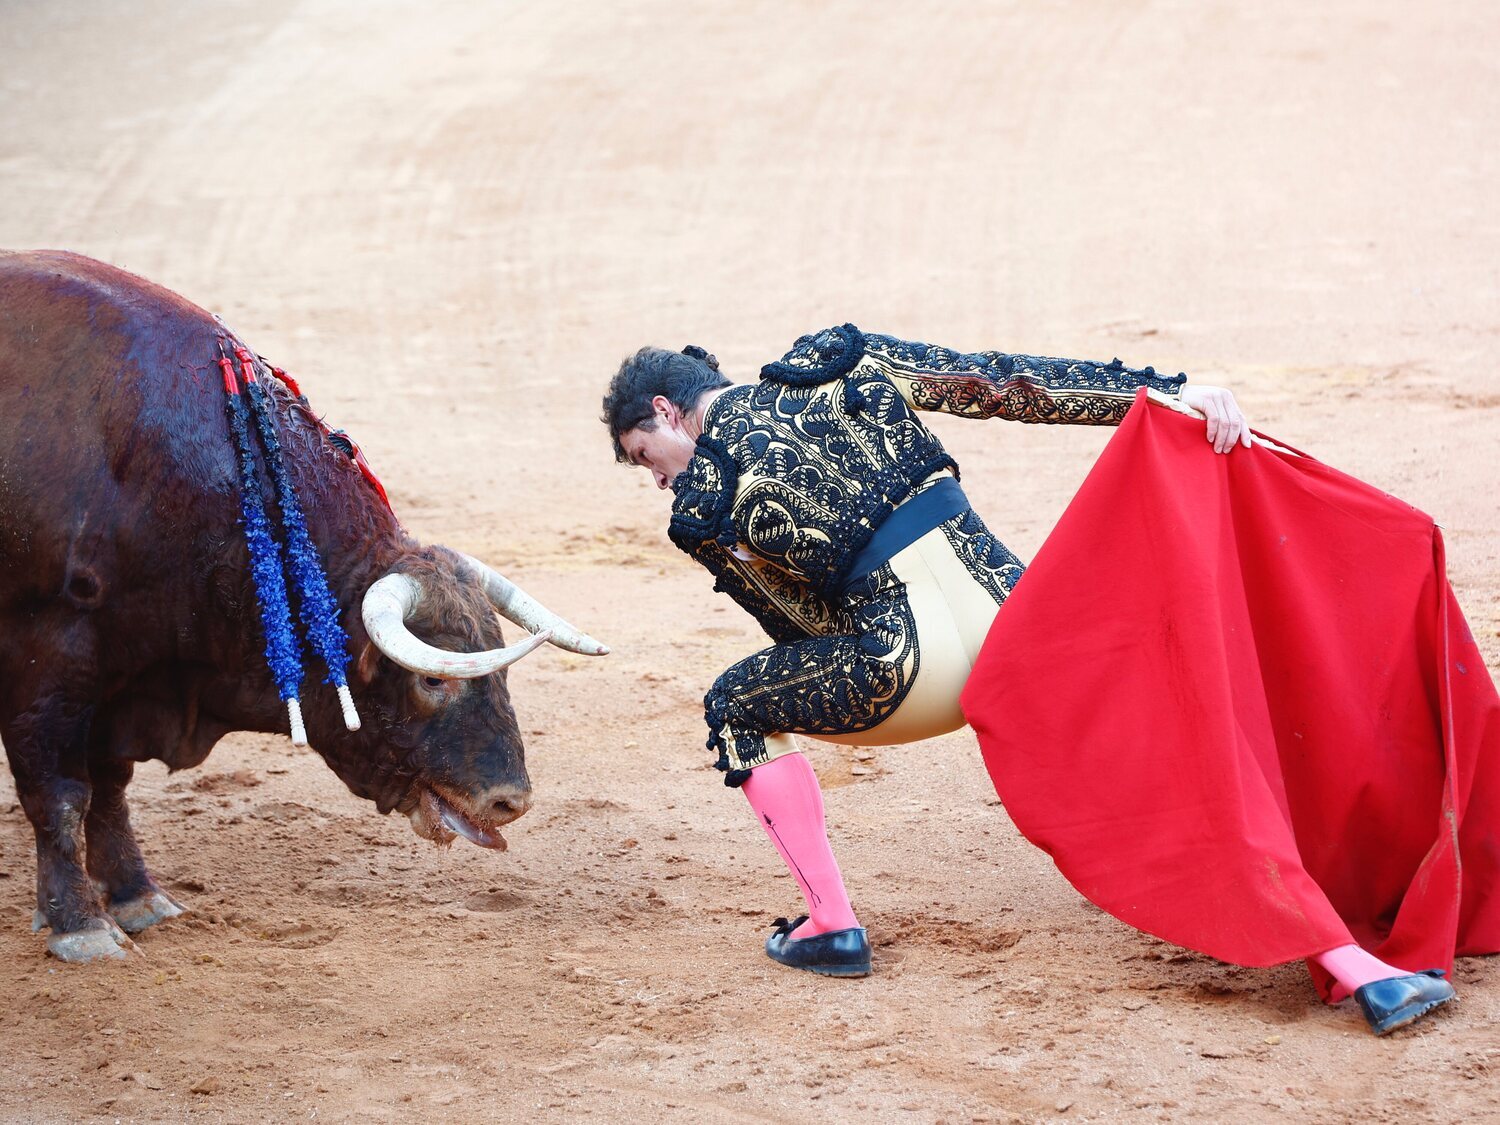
(1178, 385), (1251, 454)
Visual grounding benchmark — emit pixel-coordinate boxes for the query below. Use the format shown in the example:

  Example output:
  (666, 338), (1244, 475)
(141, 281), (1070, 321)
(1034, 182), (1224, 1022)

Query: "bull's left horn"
(459, 553), (610, 656)
(361, 573), (551, 679)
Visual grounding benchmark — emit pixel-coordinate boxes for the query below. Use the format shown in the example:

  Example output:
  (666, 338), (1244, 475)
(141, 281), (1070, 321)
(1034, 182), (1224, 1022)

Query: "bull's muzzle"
(408, 781), (532, 851)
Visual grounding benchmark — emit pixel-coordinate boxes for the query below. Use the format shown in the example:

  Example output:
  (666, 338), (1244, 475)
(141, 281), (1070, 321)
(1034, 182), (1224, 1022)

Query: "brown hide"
(0, 251), (535, 948)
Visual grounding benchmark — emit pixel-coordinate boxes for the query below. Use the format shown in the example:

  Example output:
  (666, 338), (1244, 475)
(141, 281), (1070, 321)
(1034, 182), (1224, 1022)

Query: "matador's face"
(619, 395), (701, 491)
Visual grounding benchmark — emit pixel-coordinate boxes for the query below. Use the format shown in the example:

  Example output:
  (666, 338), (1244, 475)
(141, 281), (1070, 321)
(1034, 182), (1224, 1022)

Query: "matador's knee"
(703, 682), (803, 788)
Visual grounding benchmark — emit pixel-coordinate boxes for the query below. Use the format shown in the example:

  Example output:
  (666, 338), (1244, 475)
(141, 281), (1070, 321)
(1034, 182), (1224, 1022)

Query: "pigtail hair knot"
(681, 345), (720, 371)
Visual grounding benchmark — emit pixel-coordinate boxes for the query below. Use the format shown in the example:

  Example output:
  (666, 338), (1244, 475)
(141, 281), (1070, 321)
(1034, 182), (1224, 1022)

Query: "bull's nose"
(483, 785), (533, 823)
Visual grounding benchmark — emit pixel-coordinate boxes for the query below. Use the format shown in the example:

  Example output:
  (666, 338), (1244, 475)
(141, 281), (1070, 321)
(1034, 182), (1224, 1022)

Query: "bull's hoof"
(45, 918), (139, 963)
(109, 889), (186, 934)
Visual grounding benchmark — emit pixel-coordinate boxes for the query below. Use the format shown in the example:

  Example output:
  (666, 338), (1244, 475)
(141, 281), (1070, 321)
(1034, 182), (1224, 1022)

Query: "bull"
(0, 250), (607, 962)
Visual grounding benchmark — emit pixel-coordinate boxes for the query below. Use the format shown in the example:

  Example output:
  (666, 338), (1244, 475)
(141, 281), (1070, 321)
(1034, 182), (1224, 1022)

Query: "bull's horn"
(361, 573), (551, 679)
(459, 553), (610, 656)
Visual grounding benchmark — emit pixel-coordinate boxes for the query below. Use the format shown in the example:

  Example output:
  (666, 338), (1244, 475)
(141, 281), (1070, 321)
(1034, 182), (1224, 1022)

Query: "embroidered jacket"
(667, 324), (1186, 640)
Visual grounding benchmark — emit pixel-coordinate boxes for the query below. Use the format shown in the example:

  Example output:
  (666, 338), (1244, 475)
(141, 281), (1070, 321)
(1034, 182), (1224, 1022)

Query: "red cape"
(961, 393), (1500, 995)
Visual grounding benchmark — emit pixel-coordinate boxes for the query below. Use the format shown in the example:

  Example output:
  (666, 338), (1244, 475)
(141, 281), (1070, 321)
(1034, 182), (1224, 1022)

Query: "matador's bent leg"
(703, 526), (1014, 974)
(702, 574), (925, 966)
(703, 569), (925, 781)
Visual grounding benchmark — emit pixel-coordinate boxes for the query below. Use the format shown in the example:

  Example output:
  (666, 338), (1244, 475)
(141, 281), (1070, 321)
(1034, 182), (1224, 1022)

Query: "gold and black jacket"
(667, 324), (1187, 641)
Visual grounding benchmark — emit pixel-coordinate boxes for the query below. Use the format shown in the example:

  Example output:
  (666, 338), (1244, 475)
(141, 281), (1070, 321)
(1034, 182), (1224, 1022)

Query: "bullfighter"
(602, 323), (1467, 1036)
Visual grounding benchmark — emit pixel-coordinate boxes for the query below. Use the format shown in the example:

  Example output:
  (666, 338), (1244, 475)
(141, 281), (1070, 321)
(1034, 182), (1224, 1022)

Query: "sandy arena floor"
(1, 1), (1498, 1121)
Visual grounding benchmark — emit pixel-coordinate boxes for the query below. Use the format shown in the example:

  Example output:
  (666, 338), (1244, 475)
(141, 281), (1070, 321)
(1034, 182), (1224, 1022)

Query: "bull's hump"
(0, 249), (221, 335)
(0, 250), (241, 513)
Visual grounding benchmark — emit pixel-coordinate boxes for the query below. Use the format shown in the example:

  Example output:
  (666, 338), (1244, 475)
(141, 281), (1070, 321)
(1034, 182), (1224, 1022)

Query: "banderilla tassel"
(219, 344), (307, 746)
(235, 347), (362, 732)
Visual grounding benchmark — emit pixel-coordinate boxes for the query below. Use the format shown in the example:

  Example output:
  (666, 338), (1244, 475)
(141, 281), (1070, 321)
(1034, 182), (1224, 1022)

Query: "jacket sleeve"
(761, 324), (1187, 426)
(867, 331), (1186, 425)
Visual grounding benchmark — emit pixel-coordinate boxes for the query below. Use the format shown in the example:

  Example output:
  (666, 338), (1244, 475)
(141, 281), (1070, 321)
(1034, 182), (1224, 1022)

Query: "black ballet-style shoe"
(764, 915), (871, 978)
(1353, 969), (1457, 1035)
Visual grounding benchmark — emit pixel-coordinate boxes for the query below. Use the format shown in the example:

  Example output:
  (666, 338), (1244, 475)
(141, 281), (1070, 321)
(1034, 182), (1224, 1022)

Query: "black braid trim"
(667, 433), (740, 552)
(759, 323), (866, 386)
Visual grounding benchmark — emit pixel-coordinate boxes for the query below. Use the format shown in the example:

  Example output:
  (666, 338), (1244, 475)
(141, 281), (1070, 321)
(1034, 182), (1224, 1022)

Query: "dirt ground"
(2, 1), (1499, 1121)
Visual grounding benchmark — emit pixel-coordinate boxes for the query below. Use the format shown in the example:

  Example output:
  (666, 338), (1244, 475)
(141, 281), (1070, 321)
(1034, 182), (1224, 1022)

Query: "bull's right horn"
(459, 554), (610, 656)
(361, 573), (551, 680)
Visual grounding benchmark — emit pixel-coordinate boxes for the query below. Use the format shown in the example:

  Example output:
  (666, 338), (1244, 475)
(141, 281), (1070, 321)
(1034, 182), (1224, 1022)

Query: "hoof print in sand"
(461, 889), (530, 913)
(256, 920), (339, 949)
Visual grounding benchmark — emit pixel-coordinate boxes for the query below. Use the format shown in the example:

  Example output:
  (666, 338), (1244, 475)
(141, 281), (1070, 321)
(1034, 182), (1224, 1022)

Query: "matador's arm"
(870, 331), (1186, 425)
(762, 324), (1187, 426)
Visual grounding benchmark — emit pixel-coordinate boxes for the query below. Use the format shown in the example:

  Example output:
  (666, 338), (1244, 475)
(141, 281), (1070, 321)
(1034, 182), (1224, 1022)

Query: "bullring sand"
(1, 2), (1497, 1121)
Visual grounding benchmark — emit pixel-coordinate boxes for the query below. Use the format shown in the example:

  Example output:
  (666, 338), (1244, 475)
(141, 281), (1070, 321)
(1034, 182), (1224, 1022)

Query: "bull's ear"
(356, 640), (382, 684)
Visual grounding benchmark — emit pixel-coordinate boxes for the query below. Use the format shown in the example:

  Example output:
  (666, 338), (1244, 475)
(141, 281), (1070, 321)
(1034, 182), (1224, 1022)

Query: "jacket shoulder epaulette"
(759, 323), (866, 385)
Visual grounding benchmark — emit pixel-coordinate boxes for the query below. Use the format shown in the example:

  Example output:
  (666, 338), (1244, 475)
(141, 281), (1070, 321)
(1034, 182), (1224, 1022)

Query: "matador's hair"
(602, 345), (731, 462)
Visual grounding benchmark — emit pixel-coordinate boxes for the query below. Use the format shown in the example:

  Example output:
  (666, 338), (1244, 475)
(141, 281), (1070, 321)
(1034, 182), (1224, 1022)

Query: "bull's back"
(0, 250), (240, 612)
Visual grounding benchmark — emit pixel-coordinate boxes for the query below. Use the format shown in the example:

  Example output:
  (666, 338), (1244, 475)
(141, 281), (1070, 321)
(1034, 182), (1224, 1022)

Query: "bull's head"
(328, 547), (607, 850)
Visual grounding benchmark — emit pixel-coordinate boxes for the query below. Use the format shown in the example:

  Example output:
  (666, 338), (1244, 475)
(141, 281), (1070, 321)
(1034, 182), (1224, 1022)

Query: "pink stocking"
(740, 752), (861, 939)
(1314, 944), (1410, 1003)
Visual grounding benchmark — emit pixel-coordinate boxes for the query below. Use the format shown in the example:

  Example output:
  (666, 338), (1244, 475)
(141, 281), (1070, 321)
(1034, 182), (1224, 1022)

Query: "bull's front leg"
(4, 695), (137, 962)
(85, 753), (184, 935)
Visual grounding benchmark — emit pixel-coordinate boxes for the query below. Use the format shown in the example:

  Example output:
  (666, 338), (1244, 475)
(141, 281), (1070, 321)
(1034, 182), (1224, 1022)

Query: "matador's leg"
(741, 751), (861, 947)
(705, 521), (1017, 974)
(701, 580), (925, 967)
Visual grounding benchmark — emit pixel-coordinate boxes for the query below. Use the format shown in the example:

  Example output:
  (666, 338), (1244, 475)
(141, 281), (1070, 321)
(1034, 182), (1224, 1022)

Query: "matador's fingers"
(1207, 399), (1229, 453)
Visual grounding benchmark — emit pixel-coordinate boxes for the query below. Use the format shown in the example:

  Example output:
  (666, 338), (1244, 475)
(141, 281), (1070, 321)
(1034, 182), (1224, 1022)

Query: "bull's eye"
(411, 672), (456, 715)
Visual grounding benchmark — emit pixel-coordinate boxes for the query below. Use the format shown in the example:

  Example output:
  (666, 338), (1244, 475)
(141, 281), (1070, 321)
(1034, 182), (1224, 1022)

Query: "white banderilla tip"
(336, 683), (362, 731)
(287, 697), (308, 746)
